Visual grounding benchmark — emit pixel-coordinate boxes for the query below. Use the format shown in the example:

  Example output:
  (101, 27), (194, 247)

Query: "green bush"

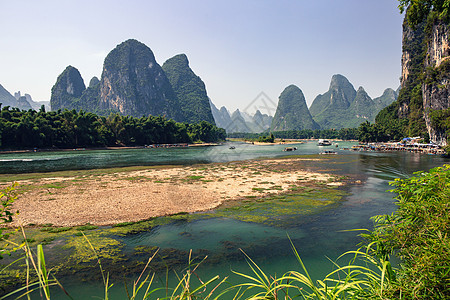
(366, 164), (450, 299)
(0, 183), (19, 259)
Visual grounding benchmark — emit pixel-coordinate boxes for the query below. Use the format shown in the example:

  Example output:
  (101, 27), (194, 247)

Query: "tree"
(398, 0), (450, 27)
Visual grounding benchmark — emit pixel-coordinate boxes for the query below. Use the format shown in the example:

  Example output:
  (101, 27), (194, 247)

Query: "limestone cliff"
(389, 14), (450, 146)
(99, 39), (183, 121)
(270, 85), (318, 131)
(422, 18), (450, 146)
(50, 66), (86, 111)
(162, 54), (215, 124)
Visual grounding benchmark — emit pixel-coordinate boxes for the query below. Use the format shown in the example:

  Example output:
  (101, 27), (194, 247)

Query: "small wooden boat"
(318, 139), (332, 146)
(283, 147), (297, 152)
(320, 150), (337, 155)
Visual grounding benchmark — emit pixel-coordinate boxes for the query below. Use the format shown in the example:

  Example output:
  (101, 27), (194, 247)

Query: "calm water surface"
(2, 142), (448, 299)
(1, 141), (351, 173)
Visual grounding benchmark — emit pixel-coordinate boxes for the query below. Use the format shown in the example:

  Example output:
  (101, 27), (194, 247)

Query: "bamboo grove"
(0, 105), (226, 149)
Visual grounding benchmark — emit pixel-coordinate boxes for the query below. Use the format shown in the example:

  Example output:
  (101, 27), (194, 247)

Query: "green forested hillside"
(162, 54), (215, 125)
(309, 75), (395, 129)
(270, 85), (319, 131)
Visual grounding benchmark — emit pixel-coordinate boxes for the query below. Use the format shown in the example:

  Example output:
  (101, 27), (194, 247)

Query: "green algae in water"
(209, 187), (347, 226)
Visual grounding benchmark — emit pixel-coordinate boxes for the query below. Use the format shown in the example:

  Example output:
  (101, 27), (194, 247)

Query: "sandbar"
(5, 157), (342, 227)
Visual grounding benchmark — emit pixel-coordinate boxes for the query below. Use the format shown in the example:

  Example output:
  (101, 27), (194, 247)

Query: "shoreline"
(5, 156), (343, 227)
(0, 142), (222, 155)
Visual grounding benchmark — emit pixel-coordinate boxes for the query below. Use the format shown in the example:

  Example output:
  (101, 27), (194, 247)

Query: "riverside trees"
(0, 106), (225, 149)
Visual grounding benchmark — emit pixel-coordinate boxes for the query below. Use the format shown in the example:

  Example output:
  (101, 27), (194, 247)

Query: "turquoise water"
(1, 141), (344, 174)
(2, 142), (449, 299)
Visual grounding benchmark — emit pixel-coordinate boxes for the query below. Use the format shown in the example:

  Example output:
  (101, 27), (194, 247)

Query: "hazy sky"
(1, 0), (404, 114)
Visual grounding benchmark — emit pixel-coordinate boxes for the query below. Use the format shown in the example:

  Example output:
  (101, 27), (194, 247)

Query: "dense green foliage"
(0, 183), (19, 259)
(0, 106), (225, 149)
(399, 0), (450, 27)
(365, 164), (450, 299)
(358, 119), (408, 143)
(430, 107), (450, 135)
(162, 54), (215, 125)
(228, 127), (358, 140)
(270, 85), (318, 131)
(257, 133), (275, 143)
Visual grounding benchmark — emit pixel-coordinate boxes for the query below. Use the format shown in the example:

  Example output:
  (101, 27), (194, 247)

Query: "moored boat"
(317, 139), (332, 146)
(320, 150), (337, 155)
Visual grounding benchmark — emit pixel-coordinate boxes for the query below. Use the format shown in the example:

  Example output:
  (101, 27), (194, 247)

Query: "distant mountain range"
(1, 39), (396, 133)
(309, 74), (398, 129)
(211, 74), (398, 132)
(0, 84), (49, 111)
(210, 100), (273, 133)
(49, 39), (214, 124)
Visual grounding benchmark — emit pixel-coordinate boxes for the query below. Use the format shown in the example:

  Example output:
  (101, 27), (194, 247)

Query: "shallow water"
(1, 141), (348, 174)
(2, 142), (448, 299)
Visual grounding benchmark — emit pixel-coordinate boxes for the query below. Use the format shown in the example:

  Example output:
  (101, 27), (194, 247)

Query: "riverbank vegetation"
(1, 164), (449, 299)
(364, 164), (450, 299)
(228, 127), (358, 141)
(0, 106), (226, 149)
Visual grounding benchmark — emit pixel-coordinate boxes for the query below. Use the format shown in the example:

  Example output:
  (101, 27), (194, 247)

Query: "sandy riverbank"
(5, 157), (342, 227)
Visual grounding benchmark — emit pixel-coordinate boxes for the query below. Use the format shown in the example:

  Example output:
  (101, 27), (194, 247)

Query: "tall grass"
(3, 165), (449, 299)
(2, 232), (395, 300)
(231, 239), (395, 300)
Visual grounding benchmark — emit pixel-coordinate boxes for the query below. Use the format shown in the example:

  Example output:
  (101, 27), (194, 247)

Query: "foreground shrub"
(366, 164), (450, 299)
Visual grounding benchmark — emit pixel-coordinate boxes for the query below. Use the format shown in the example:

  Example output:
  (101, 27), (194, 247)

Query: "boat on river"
(283, 147), (297, 151)
(318, 139), (332, 146)
(320, 150), (337, 155)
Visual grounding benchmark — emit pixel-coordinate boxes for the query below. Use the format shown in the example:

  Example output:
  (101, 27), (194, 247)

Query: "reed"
(0, 233), (396, 300)
(231, 238), (394, 300)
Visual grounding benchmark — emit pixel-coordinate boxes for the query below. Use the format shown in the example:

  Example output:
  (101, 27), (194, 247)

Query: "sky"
(0, 0), (404, 115)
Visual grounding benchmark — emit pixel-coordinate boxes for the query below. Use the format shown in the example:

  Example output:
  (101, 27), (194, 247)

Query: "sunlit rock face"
(99, 39), (182, 120)
(50, 65), (86, 111)
(422, 21), (450, 146)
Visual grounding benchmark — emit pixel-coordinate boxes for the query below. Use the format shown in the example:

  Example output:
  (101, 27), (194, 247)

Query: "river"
(1, 141), (448, 299)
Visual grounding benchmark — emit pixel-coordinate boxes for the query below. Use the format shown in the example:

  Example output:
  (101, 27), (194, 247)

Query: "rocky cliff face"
(422, 19), (450, 146)
(99, 39), (182, 121)
(50, 65), (86, 111)
(270, 85), (318, 131)
(50, 40), (220, 124)
(162, 54), (215, 124)
(378, 11), (450, 146)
